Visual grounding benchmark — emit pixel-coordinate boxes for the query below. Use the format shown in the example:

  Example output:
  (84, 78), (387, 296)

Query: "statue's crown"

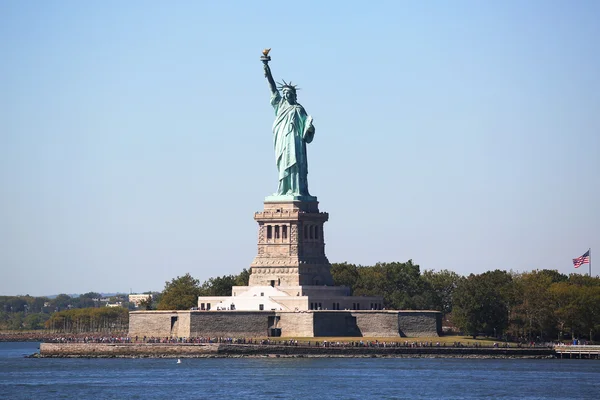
(277, 79), (299, 93)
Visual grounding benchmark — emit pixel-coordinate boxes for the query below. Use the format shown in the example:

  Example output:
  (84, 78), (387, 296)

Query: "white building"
(129, 294), (153, 308)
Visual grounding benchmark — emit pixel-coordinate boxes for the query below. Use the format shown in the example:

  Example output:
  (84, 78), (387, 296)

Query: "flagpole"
(589, 247), (592, 277)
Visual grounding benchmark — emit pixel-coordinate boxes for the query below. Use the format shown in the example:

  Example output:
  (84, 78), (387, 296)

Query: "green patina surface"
(262, 52), (317, 200)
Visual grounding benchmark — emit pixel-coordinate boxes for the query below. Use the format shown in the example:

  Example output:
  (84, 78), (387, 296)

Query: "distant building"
(129, 294), (152, 308)
(106, 302), (122, 308)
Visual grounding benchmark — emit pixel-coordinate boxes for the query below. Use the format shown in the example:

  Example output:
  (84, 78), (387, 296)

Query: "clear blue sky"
(1, 1), (598, 296)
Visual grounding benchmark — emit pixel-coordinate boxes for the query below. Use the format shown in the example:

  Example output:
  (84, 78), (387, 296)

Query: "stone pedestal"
(249, 200), (334, 287)
(197, 198), (382, 313)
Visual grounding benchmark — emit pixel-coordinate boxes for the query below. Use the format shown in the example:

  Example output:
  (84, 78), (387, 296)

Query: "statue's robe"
(271, 91), (314, 196)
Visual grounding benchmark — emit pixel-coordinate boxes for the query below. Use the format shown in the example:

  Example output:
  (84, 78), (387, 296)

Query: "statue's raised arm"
(261, 48), (277, 95)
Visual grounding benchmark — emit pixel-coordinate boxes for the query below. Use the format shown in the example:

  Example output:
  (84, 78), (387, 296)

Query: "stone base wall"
(398, 311), (443, 337)
(277, 312), (314, 337)
(354, 312), (401, 337)
(129, 311), (179, 338)
(189, 312), (274, 337)
(312, 312), (361, 336)
(128, 310), (441, 338)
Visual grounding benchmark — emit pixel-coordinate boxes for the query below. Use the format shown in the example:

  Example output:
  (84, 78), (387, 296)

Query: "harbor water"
(1, 342), (599, 399)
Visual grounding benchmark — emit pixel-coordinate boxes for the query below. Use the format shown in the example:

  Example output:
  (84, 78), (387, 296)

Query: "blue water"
(1, 342), (599, 399)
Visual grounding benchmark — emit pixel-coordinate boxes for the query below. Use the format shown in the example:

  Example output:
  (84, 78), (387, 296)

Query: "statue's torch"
(261, 48), (271, 64)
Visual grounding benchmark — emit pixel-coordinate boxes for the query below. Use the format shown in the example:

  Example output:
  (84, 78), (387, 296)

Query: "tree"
(378, 261), (433, 310)
(24, 313), (49, 330)
(513, 271), (556, 341)
(235, 269), (250, 286)
(30, 296), (49, 313)
(550, 281), (581, 340)
(537, 269), (568, 284)
(157, 273), (202, 310)
(332, 260), (438, 310)
(45, 307), (128, 333)
(331, 262), (360, 292)
(578, 285), (600, 341)
(52, 294), (72, 311)
(568, 273), (600, 287)
(78, 292), (100, 308)
(138, 295), (154, 310)
(5, 297), (27, 313)
(8, 312), (24, 330)
(452, 270), (512, 338)
(422, 269), (464, 316)
(200, 275), (237, 296)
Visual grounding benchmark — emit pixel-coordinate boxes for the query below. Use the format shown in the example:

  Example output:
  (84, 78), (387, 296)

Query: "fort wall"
(398, 311), (443, 337)
(128, 310), (441, 338)
(129, 311), (179, 338)
(354, 312), (401, 337)
(189, 311), (273, 337)
(277, 312), (315, 337)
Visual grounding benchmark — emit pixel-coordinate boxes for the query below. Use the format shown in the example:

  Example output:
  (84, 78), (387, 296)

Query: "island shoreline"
(36, 342), (557, 359)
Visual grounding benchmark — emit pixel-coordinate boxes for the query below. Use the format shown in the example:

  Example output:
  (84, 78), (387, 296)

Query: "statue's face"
(283, 88), (296, 105)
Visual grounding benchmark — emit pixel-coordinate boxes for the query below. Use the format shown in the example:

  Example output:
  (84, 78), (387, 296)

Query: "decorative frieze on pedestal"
(249, 200), (334, 287)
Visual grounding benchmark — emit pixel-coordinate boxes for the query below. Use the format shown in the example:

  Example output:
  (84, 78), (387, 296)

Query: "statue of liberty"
(261, 49), (316, 200)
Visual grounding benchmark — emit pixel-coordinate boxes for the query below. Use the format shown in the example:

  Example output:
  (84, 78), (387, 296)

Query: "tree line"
(45, 307), (129, 333)
(330, 262), (600, 341)
(0, 292), (149, 331)
(4, 263), (599, 341)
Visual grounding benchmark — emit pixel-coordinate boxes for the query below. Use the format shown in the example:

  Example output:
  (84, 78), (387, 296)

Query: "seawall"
(38, 343), (555, 358)
(39, 342), (218, 357)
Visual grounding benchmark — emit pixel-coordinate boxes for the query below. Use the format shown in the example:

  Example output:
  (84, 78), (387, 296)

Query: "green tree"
(6, 297), (27, 313)
(353, 264), (385, 299)
(24, 313), (50, 330)
(578, 285), (600, 341)
(138, 295), (154, 310)
(200, 275), (237, 296)
(452, 270), (512, 338)
(380, 261), (433, 310)
(568, 273), (600, 287)
(79, 292), (101, 308)
(30, 297), (49, 313)
(331, 262), (360, 292)
(235, 269), (250, 286)
(550, 281), (581, 340)
(514, 271), (556, 341)
(422, 269), (464, 316)
(8, 312), (25, 330)
(45, 307), (128, 333)
(538, 269), (568, 284)
(157, 273), (202, 310)
(52, 294), (72, 311)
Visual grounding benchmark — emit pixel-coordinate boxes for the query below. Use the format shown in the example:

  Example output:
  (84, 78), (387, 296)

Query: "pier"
(554, 345), (600, 359)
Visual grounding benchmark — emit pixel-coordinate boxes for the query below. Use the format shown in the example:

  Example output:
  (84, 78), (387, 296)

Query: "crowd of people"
(0, 332), (577, 348)
(36, 335), (540, 348)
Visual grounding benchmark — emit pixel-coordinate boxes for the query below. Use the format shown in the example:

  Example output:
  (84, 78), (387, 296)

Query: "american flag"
(573, 250), (590, 268)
